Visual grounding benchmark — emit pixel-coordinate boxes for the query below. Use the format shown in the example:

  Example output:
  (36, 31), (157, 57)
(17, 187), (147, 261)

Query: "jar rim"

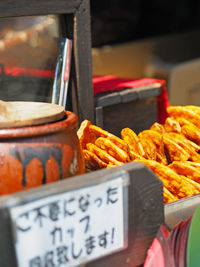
(0, 111), (78, 139)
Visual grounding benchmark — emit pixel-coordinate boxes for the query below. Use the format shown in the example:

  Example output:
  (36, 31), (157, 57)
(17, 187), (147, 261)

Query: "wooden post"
(73, 0), (94, 123)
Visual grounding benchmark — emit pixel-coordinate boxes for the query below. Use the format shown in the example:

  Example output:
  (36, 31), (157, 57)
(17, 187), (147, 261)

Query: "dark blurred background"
(91, 0), (200, 47)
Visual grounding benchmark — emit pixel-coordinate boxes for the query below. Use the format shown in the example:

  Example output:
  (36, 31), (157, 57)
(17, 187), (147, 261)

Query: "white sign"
(10, 175), (128, 267)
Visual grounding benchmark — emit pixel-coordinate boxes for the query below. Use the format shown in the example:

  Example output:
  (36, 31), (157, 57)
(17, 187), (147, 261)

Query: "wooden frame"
(0, 0), (94, 123)
(95, 83), (162, 136)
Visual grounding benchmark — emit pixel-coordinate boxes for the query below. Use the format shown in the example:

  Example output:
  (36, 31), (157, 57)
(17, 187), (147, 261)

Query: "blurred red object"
(0, 65), (54, 78)
(144, 225), (175, 267)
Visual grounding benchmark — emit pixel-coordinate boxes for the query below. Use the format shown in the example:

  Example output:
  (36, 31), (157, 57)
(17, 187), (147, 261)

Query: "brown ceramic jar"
(0, 111), (85, 195)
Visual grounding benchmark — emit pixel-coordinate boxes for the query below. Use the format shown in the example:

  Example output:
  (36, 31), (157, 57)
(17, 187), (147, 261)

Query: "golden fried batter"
(164, 117), (181, 133)
(174, 117), (194, 127)
(107, 135), (130, 154)
(163, 187), (179, 203)
(78, 105), (200, 203)
(150, 122), (166, 134)
(95, 137), (130, 163)
(83, 149), (107, 169)
(89, 125), (130, 154)
(77, 120), (96, 149)
(165, 133), (200, 162)
(139, 130), (167, 165)
(169, 161), (200, 183)
(185, 105), (200, 115)
(181, 124), (200, 145)
(163, 135), (190, 162)
(129, 150), (145, 160)
(136, 159), (198, 198)
(89, 125), (113, 138)
(86, 143), (123, 166)
(167, 106), (200, 128)
(166, 132), (200, 152)
(179, 175), (200, 192)
(138, 136), (157, 160)
(181, 161), (200, 170)
(121, 128), (145, 156)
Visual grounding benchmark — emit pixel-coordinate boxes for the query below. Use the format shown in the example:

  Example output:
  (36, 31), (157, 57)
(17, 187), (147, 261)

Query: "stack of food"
(77, 106), (200, 204)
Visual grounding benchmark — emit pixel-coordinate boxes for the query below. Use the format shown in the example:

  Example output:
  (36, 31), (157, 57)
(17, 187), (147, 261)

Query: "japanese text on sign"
(10, 175), (128, 267)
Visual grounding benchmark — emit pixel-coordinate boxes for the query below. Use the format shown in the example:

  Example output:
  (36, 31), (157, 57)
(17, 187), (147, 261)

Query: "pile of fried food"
(77, 105), (200, 204)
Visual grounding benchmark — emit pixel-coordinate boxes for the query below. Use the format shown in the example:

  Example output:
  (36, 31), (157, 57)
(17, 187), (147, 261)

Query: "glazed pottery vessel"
(0, 111), (85, 195)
